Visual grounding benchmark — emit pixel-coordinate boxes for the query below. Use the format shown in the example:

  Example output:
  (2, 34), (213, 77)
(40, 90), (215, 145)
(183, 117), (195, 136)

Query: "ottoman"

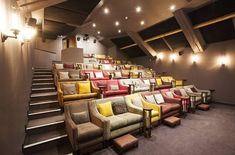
(113, 134), (138, 154)
(198, 104), (210, 111)
(164, 116), (181, 127)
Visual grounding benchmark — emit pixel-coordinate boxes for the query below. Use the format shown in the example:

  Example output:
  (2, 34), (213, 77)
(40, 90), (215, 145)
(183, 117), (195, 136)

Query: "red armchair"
(80, 69), (109, 81)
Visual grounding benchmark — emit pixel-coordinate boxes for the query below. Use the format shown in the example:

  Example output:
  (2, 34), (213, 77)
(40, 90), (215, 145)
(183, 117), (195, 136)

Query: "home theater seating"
(2, 0), (235, 155)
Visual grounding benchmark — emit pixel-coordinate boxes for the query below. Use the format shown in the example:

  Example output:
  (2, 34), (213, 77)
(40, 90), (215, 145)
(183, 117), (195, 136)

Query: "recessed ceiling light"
(170, 5), (176, 11)
(104, 7), (109, 14)
(97, 31), (101, 34)
(118, 29), (121, 33)
(125, 16), (128, 20)
(115, 21), (120, 26)
(92, 23), (96, 27)
(136, 6), (142, 13)
(140, 20), (145, 25)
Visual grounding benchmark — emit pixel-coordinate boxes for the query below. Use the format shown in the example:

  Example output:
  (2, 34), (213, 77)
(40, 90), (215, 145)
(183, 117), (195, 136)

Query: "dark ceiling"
(43, 0), (100, 39)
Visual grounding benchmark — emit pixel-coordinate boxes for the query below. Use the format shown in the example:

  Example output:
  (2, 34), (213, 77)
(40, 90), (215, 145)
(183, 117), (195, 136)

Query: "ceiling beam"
(18, 0), (67, 13)
(126, 31), (156, 57)
(162, 37), (173, 51)
(174, 9), (206, 53)
(53, 6), (88, 16)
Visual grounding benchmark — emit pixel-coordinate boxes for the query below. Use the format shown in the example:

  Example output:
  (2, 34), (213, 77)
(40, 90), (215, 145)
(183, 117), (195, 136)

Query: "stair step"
(33, 75), (53, 79)
(32, 87), (56, 93)
(33, 78), (53, 81)
(30, 99), (58, 106)
(26, 115), (64, 132)
(34, 72), (52, 75)
(28, 107), (62, 120)
(31, 92), (57, 98)
(34, 68), (52, 72)
(23, 129), (67, 150)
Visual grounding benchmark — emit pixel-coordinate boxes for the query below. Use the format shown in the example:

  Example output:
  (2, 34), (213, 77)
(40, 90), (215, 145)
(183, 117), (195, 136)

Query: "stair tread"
(27, 114), (64, 129)
(33, 78), (53, 81)
(31, 92), (57, 97)
(29, 107), (61, 115)
(30, 99), (58, 105)
(32, 87), (55, 91)
(32, 82), (54, 85)
(23, 128), (67, 149)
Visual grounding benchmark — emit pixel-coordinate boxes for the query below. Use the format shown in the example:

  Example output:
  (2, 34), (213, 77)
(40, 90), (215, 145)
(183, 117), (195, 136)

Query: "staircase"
(22, 68), (68, 154)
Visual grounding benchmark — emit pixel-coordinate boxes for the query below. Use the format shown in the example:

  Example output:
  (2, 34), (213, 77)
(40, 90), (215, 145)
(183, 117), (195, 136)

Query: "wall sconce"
(157, 52), (164, 60)
(191, 54), (200, 63)
(1, 6), (37, 43)
(170, 53), (177, 61)
(218, 56), (230, 66)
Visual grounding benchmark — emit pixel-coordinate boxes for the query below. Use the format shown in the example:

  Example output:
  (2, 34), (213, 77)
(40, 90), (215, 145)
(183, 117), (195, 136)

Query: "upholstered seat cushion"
(105, 90), (128, 96)
(77, 122), (103, 142)
(152, 110), (159, 117)
(63, 93), (97, 101)
(106, 116), (127, 130)
(161, 103), (181, 114)
(116, 112), (142, 125)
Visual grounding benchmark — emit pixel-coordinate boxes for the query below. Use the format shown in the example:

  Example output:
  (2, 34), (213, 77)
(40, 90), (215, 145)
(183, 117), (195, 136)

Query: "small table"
(128, 84), (135, 94)
(113, 134), (138, 154)
(201, 92), (208, 104)
(189, 95), (196, 113)
(98, 85), (107, 99)
(143, 107), (152, 138)
(181, 97), (189, 118)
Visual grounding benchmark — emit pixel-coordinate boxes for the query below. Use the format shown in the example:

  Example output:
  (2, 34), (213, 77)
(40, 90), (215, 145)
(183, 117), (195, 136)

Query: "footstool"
(163, 116), (181, 127)
(198, 104), (210, 111)
(113, 134), (138, 154)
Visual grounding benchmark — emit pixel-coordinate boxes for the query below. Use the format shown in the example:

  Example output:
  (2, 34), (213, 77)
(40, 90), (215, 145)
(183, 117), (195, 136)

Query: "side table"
(143, 107), (152, 138)
(181, 97), (189, 118)
(189, 95), (196, 113)
(98, 85), (107, 99)
(128, 84), (135, 94)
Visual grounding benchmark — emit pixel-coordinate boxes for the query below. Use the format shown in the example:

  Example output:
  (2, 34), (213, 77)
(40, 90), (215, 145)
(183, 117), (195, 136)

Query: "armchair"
(183, 85), (212, 102)
(64, 100), (104, 153)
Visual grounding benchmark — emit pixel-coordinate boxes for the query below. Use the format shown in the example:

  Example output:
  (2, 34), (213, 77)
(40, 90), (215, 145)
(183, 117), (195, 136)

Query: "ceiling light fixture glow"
(170, 5), (176, 11)
(125, 16), (128, 20)
(170, 53), (177, 61)
(118, 29), (121, 33)
(97, 31), (100, 34)
(115, 21), (120, 26)
(136, 6), (142, 13)
(104, 8), (109, 14)
(92, 23), (96, 27)
(191, 54), (199, 63)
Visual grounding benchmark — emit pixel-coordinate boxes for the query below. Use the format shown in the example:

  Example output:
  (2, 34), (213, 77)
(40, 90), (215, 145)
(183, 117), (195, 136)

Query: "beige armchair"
(64, 100), (105, 154)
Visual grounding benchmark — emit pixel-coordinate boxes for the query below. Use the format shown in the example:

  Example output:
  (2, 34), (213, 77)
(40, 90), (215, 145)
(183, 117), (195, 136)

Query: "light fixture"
(140, 20), (145, 26)
(157, 52), (164, 60)
(97, 31), (101, 34)
(92, 23), (96, 27)
(218, 55), (230, 66)
(115, 21), (120, 26)
(104, 8), (109, 14)
(170, 53), (177, 61)
(125, 16), (128, 20)
(136, 6), (142, 13)
(118, 29), (121, 33)
(191, 54), (199, 63)
(170, 5), (176, 11)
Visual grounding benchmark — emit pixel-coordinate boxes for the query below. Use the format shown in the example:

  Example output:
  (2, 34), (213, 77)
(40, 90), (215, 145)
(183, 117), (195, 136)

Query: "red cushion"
(64, 64), (74, 69)
(161, 103), (181, 114)
(105, 90), (128, 96)
(174, 89), (182, 96)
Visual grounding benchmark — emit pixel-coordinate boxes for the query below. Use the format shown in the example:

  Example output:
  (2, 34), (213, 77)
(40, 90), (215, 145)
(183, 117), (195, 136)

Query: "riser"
(30, 96), (57, 102)
(31, 89), (56, 94)
(32, 80), (54, 83)
(34, 73), (52, 76)
(29, 103), (59, 111)
(32, 84), (55, 89)
(23, 136), (68, 155)
(26, 123), (65, 135)
(28, 110), (62, 120)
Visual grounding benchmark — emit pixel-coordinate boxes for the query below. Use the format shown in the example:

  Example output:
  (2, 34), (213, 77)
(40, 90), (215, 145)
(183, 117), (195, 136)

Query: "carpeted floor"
(92, 103), (235, 155)
(36, 103), (235, 155)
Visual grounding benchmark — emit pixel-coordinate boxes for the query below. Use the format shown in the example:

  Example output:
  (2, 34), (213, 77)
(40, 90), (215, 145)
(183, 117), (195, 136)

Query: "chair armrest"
(57, 89), (64, 107)
(187, 92), (201, 97)
(142, 100), (161, 118)
(65, 117), (78, 150)
(91, 82), (99, 93)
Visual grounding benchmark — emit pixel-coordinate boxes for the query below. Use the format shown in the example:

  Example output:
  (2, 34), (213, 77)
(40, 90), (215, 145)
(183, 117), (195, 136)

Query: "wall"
(61, 47), (83, 63)
(107, 46), (129, 60)
(0, 1), (33, 155)
(33, 37), (62, 68)
(76, 34), (107, 55)
(132, 39), (235, 104)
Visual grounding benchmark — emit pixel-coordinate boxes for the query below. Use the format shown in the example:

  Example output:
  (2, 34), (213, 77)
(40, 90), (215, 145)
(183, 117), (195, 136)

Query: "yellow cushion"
(97, 101), (113, 117)
(176, 80), (183, 86)
(156, 78), (162, 86)
(78, 82), (91, 94)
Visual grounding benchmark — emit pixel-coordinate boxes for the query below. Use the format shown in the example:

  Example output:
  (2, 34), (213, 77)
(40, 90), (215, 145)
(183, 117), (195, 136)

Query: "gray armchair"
(64, 100), (104, 153)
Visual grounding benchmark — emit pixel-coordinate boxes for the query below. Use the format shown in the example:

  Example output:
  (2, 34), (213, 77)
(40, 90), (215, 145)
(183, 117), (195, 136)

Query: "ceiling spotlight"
(125, 16), (128, 20)
(97, 31), (101, 34)
(104, 8), (109, 14)
(140, 20), (145, 25)
(136, 6), (142, 13)
(170, 5), (176, 11)
(115, 21), (120, 26)
(92, 23), (96, 27)
(118, 29), (121, 33)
